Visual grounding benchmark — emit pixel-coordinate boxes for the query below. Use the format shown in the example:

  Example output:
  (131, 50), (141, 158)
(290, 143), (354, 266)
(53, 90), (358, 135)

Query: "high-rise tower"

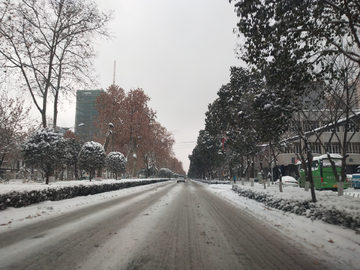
(74, 90), (104, 142)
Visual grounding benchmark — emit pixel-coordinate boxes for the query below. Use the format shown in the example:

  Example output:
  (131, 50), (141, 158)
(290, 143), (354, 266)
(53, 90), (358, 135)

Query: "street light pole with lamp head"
(96, 123), (114, 179)
(104, 123), (114, 153)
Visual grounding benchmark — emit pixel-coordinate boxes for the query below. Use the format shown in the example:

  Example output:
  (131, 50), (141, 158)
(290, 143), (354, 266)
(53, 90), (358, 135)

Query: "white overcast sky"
(56, 0), (245, 172)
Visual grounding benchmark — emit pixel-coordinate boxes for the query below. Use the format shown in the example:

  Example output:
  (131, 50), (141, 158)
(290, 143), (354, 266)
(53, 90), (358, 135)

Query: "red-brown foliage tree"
(95, 85), (183, 177)
(137, 121), (175, 177)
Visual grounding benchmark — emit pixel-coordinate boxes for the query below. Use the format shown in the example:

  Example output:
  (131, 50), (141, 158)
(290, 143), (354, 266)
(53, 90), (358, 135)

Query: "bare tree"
(0, 0), (113, 128)
(0, 91), (34, 172)
(286, 55), (360, 197)
(313, 55), (360, 196)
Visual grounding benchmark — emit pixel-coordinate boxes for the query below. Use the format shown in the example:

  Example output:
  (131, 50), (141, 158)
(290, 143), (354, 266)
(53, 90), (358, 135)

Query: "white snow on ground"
(206, 182), (360, 269)
(0, 179), (163, 230)
(1, 179), (360, 269)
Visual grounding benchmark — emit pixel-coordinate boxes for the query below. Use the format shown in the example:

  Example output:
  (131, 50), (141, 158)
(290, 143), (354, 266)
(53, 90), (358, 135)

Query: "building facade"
(252, 112), (360, 181)
(75, 90), (104, 142)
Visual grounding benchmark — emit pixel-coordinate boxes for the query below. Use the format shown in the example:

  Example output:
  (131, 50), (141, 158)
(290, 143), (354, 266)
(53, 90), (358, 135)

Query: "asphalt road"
(0, 180), (332, 270)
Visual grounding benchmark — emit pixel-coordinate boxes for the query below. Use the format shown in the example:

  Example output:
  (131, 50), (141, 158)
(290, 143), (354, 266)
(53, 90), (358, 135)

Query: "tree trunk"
(338, 156), (347, 197)
(53, 89), (59, 129)
(42, 111), (47, 128)
(337, 182), (344, 196)
(259, 163), (265, 189)
(0, 152), (5, 170)
(42, 88), (48, 128)
(45, 172), (50, 185)
(96, 168), (102, 178)
(278, 173), (283, 192)
(132, 159), (137, 178)
(307, 150), (317, 203)
(75, 163), (79, 179)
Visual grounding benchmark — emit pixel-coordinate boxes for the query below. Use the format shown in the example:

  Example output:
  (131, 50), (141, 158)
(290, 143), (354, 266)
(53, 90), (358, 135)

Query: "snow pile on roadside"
(232, 184), (360, 232)
(197, 179), (231, 185)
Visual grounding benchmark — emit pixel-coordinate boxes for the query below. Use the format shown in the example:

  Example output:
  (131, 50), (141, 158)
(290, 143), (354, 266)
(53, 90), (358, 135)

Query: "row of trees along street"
(21, 128), (128, 184)
(0, 0), (185, 182)
(189, 0), (360, 202)
(21, 125), (183, 185)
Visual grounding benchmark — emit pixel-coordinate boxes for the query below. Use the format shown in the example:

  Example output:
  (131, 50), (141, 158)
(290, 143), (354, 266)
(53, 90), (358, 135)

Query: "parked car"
(275, 176), (298, 187)
(177, 176), (185, 183)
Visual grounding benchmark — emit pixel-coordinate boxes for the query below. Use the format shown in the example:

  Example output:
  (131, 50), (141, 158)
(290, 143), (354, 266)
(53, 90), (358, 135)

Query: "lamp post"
(96, 123), (114, 179)
(104, 123), (114, 152)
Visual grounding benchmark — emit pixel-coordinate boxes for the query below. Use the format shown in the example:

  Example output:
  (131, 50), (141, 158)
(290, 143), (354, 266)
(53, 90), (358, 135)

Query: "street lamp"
(104, 123), (114, 152)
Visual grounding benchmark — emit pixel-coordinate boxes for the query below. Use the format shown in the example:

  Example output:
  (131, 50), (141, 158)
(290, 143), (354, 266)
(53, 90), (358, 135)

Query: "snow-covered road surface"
(0, 180), (340, 269)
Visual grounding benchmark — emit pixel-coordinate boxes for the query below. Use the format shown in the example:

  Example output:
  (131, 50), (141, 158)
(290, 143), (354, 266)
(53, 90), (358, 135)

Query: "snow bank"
(197, 179), (231, 185)
(231, 184), (360, 232)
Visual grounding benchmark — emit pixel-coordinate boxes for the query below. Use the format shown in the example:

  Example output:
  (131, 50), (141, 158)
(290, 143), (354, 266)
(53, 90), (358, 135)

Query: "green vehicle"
(297, 154), (349, 190)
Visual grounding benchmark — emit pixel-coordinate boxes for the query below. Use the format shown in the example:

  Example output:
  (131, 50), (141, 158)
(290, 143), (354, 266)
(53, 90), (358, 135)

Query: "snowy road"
(0, 180), (333, 270)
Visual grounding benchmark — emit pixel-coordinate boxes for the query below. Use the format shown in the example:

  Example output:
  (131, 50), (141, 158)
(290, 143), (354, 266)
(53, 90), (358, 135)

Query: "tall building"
(75, 90), (104, 142)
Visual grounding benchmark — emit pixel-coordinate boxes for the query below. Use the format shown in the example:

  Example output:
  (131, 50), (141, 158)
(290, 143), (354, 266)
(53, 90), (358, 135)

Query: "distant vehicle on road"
(177, 176), (185, 183)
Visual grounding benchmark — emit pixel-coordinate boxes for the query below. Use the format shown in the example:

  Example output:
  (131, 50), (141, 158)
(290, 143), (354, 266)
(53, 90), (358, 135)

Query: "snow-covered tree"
(158, 168), (173, 178)
(204, 67), (264, 182)
(22, 128), (66, 184)
(105, 151), (127, 180)
(188, 130), (225, 179)
(230, 0), (360, 96)
(64, 138), (82, 180)
(77, 141), (105, 181)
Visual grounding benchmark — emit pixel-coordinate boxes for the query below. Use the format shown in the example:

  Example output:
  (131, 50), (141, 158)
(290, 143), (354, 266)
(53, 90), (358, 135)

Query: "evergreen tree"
(65, 138), (82, 180)
(230, 0), (360, 101)
(78, 141), (106, 181)
(22, 128), (66, 184)
(188, 130), (225, 179)
(105, 151), (127, 180)
(158, 168), (173, 178)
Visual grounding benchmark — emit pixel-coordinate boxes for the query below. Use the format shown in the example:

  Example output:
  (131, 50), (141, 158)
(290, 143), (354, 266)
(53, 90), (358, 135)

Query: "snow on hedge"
(0, 179), (169, 210)
(232, 184), (360, 232)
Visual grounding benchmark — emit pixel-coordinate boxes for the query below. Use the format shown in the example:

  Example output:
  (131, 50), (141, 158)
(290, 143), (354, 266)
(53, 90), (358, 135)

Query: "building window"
(326, 143), (341, 153)
(346, 123), (360, 133)
(293, 144), (301, 154)
(347, 143), (360, 154)
(311, 143), (322, 154)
